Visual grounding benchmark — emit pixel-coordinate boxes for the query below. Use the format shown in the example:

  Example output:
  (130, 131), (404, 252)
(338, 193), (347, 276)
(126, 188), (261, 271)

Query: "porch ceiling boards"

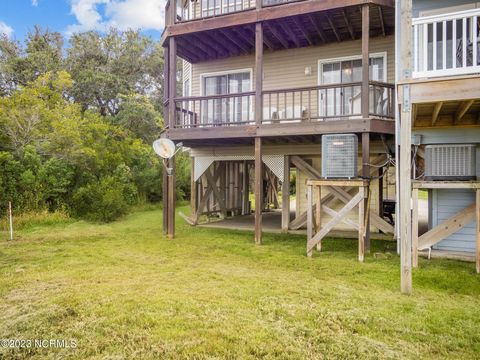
(175, 4), (394, 63)
(397, 75), (480, 128)
(413, 100), (480, 128)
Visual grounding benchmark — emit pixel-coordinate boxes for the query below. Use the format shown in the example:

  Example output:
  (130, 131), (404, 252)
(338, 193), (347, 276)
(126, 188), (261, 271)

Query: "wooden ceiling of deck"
(170, 128), (395, 147)
(177, 135), (325, 147)
(176, 4), (394, 63)
(413, 100), (480, 128)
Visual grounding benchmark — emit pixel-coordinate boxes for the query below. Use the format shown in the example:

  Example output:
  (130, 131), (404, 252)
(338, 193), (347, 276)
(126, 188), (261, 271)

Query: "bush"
(71, 176), (130, 222)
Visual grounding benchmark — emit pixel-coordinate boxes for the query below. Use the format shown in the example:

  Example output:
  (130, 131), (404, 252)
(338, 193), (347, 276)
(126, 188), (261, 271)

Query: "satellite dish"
(153, 138), (176, 159)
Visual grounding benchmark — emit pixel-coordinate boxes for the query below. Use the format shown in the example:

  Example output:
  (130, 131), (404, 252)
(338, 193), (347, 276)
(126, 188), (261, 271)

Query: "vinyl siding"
(416, 128), (480, 253)
(189, 35), (395, 96)
(432, 189), (477, 252)
(182, 60), (192, 96)
(412, 128), (480, 145)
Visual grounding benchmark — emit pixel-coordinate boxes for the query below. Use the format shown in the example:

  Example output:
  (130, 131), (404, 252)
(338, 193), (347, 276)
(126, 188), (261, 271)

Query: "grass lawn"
(0, 206), (479, 359)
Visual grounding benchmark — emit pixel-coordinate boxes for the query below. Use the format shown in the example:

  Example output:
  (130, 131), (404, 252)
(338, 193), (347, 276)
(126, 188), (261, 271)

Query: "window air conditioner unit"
(322, 134), (358, 179)
(425, 144), (477, 181)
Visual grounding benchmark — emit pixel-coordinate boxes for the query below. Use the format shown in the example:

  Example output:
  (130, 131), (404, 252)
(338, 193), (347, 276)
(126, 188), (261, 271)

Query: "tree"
(0, 27), (63, 95)
(0, 71), (76, 155)
(0, 28), (189, 222)
(66, 29), (163, 117)
(114, 94), (162, 143)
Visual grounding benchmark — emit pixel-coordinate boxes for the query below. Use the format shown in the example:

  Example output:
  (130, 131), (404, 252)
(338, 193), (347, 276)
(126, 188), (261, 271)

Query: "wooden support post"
(163, 159), (169, 235)
(281, 155), (290, 232)
(476, 189), (480, 273)
(361, 4), (370, 120)
(255, 21), (263, 126)
(163, 45), (169, 129)
(242, 161), (249, 215)
(191, 157), (196, 216)
(361, 3), (371, 253)
(307, 184), (313, 257)
(361, 4), (370, 253)
(358, 186), (365, 262)
(362, 133), (371, 251)
(412, 188), (419, 268)
(316, 186), (322, 251)
(400, 0), (413, 295)
(167, 156), (176, 239)
(255, 138), (263, 244)
(162, 43), (170, 236)
(169, 0), (176, 24)
(168, 36), (177, 129)
(379, 167), (384, 220)
(400, 107), (413, 293)
(254, 19), (263, 244)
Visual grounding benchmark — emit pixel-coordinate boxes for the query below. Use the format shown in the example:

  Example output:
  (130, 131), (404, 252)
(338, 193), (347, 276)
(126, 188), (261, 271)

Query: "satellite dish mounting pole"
(153, 138), (182, 239)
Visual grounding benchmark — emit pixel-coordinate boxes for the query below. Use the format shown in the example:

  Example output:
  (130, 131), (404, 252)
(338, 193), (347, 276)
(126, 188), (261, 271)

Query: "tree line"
(0, 27), (190, 222)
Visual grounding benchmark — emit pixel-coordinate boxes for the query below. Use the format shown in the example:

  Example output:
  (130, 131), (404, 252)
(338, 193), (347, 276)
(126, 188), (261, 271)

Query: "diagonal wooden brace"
(289, 155), (393, 234)
(418, 203), (475, 250)
(307, 191), (364, 254)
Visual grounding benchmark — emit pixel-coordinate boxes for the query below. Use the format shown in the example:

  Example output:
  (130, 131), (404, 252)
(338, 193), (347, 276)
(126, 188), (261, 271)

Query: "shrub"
(71, 176), (129, 222)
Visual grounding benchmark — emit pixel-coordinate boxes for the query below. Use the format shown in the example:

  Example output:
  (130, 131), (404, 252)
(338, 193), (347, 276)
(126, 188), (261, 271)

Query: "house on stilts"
(160, 0), (480, 291)
(160, 0), (397, 257)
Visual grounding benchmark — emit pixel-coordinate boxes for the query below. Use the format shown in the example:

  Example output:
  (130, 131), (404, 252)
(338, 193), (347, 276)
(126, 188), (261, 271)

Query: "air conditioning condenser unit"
(425, 144), (477, 181)
(322, 134), (358, 179)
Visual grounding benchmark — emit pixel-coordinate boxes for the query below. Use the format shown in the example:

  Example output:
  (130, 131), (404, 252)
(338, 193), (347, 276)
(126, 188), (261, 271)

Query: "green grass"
(0, 207), (479, 359)
(419, 190), (429, 200)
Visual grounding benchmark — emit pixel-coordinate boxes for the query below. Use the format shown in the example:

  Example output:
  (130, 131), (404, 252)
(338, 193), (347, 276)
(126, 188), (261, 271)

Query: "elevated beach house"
(160, 0), (397, 255)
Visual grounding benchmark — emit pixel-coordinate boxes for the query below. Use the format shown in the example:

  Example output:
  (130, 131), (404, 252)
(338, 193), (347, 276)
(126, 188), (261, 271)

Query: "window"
(319, 54), (386, 117)
(183, 78), (190, 97)
(201, 71), (251, 124)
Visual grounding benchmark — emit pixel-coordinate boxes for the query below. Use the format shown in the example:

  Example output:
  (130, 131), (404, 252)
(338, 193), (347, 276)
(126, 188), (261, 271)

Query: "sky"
(0, 0), (166, 43)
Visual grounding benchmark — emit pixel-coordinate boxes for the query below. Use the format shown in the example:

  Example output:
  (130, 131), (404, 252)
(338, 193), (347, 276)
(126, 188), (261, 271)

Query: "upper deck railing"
(167, 0), (306, 23)
(173, 82), (394, 128)
(413, 8), (480, 78)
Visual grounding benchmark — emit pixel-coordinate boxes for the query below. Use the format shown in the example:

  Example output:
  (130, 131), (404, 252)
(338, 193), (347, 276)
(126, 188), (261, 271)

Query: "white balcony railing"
(413, 8), (480, 78)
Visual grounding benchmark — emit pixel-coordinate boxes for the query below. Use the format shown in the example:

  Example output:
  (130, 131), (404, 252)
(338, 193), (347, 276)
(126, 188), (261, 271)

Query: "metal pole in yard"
(8, 201), (13, 241)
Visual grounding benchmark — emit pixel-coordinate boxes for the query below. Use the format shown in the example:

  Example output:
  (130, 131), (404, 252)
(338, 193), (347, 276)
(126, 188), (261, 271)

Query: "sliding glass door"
(320, 55), (385, 117)
(202, 71), (251, 125)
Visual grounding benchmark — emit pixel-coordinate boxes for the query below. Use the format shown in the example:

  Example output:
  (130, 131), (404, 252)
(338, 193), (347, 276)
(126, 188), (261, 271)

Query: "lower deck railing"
(173, 82), (394, 129)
